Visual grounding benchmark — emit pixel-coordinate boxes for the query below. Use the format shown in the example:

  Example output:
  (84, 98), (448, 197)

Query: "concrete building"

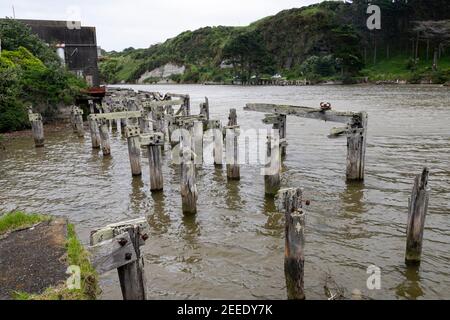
(18, 19), (100, 87)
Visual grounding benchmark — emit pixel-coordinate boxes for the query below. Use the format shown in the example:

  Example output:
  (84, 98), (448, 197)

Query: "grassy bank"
(0, 212), (99, 300)
(0, 211), (49, 235)
(362, 55), (450, 83)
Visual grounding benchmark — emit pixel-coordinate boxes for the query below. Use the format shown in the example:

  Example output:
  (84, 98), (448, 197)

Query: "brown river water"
(0, 84), (449, 300)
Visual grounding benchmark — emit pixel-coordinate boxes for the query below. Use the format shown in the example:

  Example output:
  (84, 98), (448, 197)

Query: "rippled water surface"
(1, 84), (449, 300)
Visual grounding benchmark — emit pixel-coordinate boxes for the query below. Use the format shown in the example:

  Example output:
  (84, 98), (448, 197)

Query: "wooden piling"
(225, 126), (240, 180)
(346, 112), (368, 181)
(88, 117), (101, 149)
(141, 133), (165, 191)
(192, 121), (203, 165)
(210, 120), (223, 167)
(277, 188), (306, 300)
(228, 108), (237, 126)
(264, 134), (281, 195)
(405, 167), (430, 265)
(29, 113), (44, 148)
(125, 125), (142, 176)
(74, 108), (84, 137)
(200, 97), (210, 120)
(180, 148), (198, 215)
(90, 218), (149, 300)
(99, 121), (111, 156)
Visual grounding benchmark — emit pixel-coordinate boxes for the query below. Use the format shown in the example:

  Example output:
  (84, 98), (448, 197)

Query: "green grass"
(362, 54), (450, 82)
(11, 221), (100, 300)
(0, 211), (49, 235)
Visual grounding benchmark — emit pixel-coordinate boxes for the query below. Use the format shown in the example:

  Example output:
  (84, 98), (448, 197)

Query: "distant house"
(18, 19), (100, 87)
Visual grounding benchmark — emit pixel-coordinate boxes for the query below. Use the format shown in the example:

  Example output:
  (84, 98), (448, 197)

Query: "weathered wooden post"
(225, 109), (240, 180)
(346, 112), (368, 181)
(228, 108), (237, 126)
(90, 218), (150, 300)
(98, 121), (111, 156)
(141, 133), (165, 191)
(70, 106), (77, 133)
(207, 120), (223, 167)
(28, 112), (44, 147)
(180, 135), (198, 214)
(73, 107), (84, 137)
(192, 121), (203, 165)
(264, 133), (281, 195)
(183, 95), (191, 116)
(200, 97), (210, 120)
(125, 125), (142, 176)
(405, 167), (430, 265)
(263, 113), (288, 159)
(88, 116), (101, 149)
(277, 188), (306, 300)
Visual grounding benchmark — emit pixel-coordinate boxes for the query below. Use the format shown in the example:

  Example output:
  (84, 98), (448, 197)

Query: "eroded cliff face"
(137, 63), (186, 83)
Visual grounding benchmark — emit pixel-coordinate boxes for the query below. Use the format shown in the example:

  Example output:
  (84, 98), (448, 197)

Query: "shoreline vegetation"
(0, 212), (99, 300)
(99, 1), (450, 87)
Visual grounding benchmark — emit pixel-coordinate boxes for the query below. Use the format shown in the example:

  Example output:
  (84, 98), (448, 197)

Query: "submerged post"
(200, 97), (210, 120)
(73, 107), (84, 137)
(29, 112), (44, 147)
(277, 188), (306, 300)
(98, 121), (111, 156)
(88, 116), (101, 149)
(208, 120), (223, 167)
(346, 112), (368, 181)
(125, 125), (142, 176)
(141, 133), (165, 191)
(180, 140), (198, 215)
(405, 167), (430, 265)
(192, 121), (203, 165)
(264, 133), (281, 196)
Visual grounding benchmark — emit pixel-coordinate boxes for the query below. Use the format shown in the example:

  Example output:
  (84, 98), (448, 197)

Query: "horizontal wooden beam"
(244, 103), (359, 124)
(140, 133), (165, 146)
(88, 111), (142, 121)
(142, 99), (184, 108)
(90, 217), (150, 246)
(28, 113), (42, 122)
(89, 232), (137, 274)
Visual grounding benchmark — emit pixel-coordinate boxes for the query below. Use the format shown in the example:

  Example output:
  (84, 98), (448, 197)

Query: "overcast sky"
(1, 0), (324, 51)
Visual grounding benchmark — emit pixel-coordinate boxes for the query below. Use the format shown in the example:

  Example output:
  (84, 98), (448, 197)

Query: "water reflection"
(395, 265), (424, 300)
(129, 177), (145, 213)
(340, 181), (366, 216)
(181, 214), (200, 248)
(262, 195), (283, 237)
(148, 192), (170, 235)
(225, 179), (242, 210)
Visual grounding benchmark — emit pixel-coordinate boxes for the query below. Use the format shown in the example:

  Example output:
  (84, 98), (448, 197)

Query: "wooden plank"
(140, 133), (165, 147)
(89, 232), (137, 274)
(245, 103), (358, 124)
(405, 167), (430, 265)
(89, 111), (142, 122)
(142, 99), (184, 108)
(90, 217), (150, 246)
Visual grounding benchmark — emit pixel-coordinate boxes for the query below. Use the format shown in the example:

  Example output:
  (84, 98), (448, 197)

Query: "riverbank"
(0, 212), (99, 300)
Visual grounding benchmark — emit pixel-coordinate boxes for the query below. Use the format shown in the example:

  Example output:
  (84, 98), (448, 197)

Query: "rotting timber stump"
(277, 188), (306, 300)
(28, 113), (44, 148)
(264, 133), (281, 196)
(405, 167), (430, 265)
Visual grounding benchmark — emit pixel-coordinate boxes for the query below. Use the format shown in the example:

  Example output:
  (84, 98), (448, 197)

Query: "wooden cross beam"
(142, 99), (184, 108)
(244, 103), (360, 124)
(88, 111), (143, 122)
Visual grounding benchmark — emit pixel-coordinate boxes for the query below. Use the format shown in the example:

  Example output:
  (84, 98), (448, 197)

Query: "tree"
(413, 20), (450, 70)
(330, 25), (364, 77)
(222, 30), (274, 82)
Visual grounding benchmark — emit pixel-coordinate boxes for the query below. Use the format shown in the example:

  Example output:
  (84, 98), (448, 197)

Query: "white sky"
(1, 0), (324, 51)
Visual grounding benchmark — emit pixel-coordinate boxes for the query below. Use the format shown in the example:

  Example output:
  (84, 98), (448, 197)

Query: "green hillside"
(99, 0), (450, 84)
